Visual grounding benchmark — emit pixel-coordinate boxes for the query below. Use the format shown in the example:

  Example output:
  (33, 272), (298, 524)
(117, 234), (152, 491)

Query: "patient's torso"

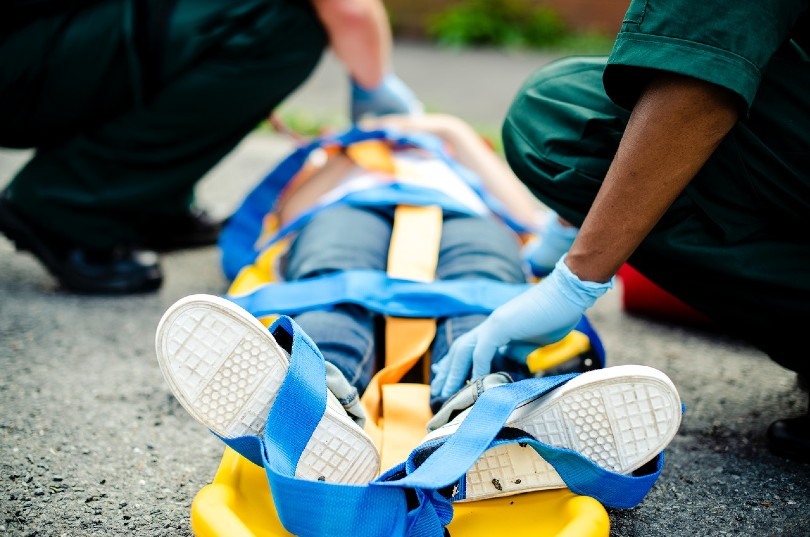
(278, 147), (488, 225)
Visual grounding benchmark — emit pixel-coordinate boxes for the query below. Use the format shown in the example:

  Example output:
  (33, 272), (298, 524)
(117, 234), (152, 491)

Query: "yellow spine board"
(191, 138), (610, 537)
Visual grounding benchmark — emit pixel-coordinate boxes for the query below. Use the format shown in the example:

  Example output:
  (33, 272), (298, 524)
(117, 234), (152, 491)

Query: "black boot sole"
(0, 198), (162, 294)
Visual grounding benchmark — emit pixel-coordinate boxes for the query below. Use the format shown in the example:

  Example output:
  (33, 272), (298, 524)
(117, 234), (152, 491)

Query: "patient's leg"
(284, 205), (393, 393)
(293, 307), (377, 393)
(430, 214), (527, 409)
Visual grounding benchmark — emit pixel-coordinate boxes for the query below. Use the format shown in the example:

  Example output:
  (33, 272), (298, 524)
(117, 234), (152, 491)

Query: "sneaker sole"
(155, 294), (380, 484)
(425, 365), (681, 502)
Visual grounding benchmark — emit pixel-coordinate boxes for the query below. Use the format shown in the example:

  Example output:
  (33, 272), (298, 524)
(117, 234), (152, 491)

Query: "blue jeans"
(283, 205), (529, 405)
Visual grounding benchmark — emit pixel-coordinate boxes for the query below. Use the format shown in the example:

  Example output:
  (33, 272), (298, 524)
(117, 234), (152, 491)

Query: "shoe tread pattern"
(157, 297), (379, 484)
(299, 414), (381, 484)
(162, 307), (283, 437)
(463, 443), (565, 501)
(461, 375), (679, 501)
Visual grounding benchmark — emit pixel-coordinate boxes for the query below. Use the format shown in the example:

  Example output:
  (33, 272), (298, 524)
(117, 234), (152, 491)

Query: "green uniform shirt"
(604, 0), (810, 110)
(501, 1), (810, 369)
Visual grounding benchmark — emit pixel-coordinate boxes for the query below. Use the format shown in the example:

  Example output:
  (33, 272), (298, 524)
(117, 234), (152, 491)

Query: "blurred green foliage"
(428, 0), (566, 48)
(553, 32), (615, 54)
(257, 110), (346, 137)
(258, 109), (505, 154)
(427, 0), (613, 52)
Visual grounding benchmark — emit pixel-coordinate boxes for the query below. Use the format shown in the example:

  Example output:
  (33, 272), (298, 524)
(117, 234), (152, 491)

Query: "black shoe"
(135, 207), (222, 251)
(767, 412), (810, 463)
(0, 194), (163, 294)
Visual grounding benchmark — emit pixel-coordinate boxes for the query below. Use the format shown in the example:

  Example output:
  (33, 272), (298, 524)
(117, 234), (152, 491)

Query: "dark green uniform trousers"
(503, 56), (810, 375)
(0, 0), (326, 248)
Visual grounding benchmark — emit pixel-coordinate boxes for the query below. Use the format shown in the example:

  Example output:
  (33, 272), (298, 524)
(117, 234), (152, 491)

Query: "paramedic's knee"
(502, 57), (628, 226)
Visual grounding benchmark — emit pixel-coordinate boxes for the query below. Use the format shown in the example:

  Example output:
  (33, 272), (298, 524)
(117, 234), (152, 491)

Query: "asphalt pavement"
(1, 42), (808, 536)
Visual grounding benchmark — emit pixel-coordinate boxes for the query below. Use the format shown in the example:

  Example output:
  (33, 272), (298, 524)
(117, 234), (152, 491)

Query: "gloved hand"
(431, 255), (614, 399)
(350, 73), (423, 122)
(522, 212), (579, 277)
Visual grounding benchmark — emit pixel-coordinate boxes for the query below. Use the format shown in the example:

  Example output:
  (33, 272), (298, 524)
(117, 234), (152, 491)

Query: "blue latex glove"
(431, 255), (614, 399)
(522, 212), (579, 277)
(350, 73), (423, 122)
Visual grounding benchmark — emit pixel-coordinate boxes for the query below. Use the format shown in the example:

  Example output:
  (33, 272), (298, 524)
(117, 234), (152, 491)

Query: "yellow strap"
(361, 204), (442, 459)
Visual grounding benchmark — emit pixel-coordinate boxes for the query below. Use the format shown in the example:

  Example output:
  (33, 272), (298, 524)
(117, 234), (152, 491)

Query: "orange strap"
(345, 140), (397, 175)
(360, 204), (442, 465)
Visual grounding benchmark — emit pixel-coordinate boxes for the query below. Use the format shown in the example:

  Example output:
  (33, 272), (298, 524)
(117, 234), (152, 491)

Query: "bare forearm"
(565, 74), (740, 283)
(311, 0), (390, 88)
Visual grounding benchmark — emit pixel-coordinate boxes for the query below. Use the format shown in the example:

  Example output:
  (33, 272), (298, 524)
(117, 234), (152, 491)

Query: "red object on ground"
(617, 264), (714, 327)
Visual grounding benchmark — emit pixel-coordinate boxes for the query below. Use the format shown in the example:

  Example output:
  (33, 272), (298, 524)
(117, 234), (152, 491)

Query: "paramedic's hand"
(351, 73), (423, 122)
(522, 212), (579, 277)
(431, 255), (614, 399)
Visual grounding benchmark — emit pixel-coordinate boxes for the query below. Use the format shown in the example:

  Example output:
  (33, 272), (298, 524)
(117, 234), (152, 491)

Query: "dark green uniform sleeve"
(604, 0), (810, 109)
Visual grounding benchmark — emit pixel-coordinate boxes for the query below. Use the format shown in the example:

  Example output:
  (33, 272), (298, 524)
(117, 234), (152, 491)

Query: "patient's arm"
(364, 114), (545, 228)
(278, 153), (357, 224)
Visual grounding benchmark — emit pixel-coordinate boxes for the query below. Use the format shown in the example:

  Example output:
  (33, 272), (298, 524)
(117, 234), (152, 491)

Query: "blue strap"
(381, 377), (662, 509)
(573, 315), (606, 368)
(376, 126), (530, 235)
(219, 139), (318, 279)
(228, 269), (530, 318)
(220, 129), (392, 279)
(258, 316), (414, 537)
(220, 316), (660, 537)
(507, 437), (663, 509)
(219, 434), (265, 467)
(378, 376), (576, 490)
(227, 270), (605, 366)
(262, 316), (324, 475)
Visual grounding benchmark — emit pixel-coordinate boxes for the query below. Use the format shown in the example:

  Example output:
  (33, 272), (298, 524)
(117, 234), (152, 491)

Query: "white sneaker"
(155, 294), (380, 484)
(422, 365), (682, 502)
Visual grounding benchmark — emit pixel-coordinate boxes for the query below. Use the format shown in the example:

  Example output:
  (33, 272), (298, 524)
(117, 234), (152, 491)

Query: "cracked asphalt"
(1, 42), (808, 536)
